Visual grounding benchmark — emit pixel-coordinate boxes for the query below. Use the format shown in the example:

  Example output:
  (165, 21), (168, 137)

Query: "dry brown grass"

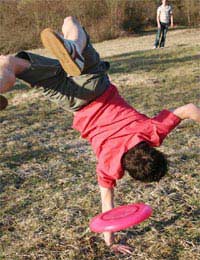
(0, 29), (200, 260)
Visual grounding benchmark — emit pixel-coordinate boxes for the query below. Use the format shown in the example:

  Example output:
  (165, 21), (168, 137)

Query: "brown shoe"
(0, 95), (8, 110)
(40, 28), (84, 76)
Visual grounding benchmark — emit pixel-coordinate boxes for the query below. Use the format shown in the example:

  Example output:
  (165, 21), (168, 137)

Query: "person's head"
(122, 142), (168, 182)
(162, 0), (167, 5)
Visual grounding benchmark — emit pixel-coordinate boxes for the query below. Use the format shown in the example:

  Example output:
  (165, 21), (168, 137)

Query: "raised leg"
(61, 16), (87, 53)
(40, 16), (86, 76)
(0, 55), (30, 93)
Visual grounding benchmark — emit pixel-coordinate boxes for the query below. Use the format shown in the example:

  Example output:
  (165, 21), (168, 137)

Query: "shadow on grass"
(0, 148), (57, 170)
(121, 213), (182, 241)
(0, 148), (57, 193)
(140, 26), (189, 36)
(120, 207), (199, 244)
(108, 51), (200, 74)
(13, 80), (30, 91)
(0, 173), (25, 193)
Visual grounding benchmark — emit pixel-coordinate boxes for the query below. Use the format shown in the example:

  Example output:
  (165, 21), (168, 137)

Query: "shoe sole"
(40, 28), (82, 76)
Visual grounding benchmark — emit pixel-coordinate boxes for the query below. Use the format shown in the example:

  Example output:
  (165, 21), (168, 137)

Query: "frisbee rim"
(90, 203), (152, 233)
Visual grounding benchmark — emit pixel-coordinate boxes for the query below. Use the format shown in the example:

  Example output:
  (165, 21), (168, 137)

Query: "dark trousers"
(154, 22), (169, 48)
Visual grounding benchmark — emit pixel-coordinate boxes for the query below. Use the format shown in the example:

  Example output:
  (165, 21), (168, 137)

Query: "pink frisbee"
(90, 203), (152, 233)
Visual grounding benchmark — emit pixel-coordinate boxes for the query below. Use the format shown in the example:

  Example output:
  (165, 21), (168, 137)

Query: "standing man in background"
(154, 0), (174, 49)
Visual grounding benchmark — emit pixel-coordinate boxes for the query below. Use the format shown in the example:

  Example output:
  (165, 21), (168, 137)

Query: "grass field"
(0, 28), (200, 260)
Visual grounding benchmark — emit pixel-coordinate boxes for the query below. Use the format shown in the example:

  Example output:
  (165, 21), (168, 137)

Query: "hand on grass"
(110, 244), (133, 255)
(104, 232), (133, 255)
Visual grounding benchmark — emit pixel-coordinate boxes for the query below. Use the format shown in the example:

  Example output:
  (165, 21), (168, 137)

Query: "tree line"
(0, 0), (199, 54)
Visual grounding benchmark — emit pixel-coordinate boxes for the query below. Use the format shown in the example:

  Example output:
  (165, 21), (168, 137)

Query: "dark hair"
(122, 142), (168, 182)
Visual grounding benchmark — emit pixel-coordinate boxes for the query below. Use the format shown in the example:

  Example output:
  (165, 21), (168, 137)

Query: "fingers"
(111, 244), (133, 255)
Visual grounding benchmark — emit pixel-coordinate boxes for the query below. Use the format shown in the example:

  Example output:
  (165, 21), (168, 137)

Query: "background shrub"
(0, 0), (199, 54)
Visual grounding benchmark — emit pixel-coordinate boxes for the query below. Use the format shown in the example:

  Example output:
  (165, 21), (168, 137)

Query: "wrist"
(104, 232), (115, 246)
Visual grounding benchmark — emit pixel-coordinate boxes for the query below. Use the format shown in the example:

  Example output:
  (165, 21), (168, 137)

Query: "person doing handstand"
(0, 17), (199, 254)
